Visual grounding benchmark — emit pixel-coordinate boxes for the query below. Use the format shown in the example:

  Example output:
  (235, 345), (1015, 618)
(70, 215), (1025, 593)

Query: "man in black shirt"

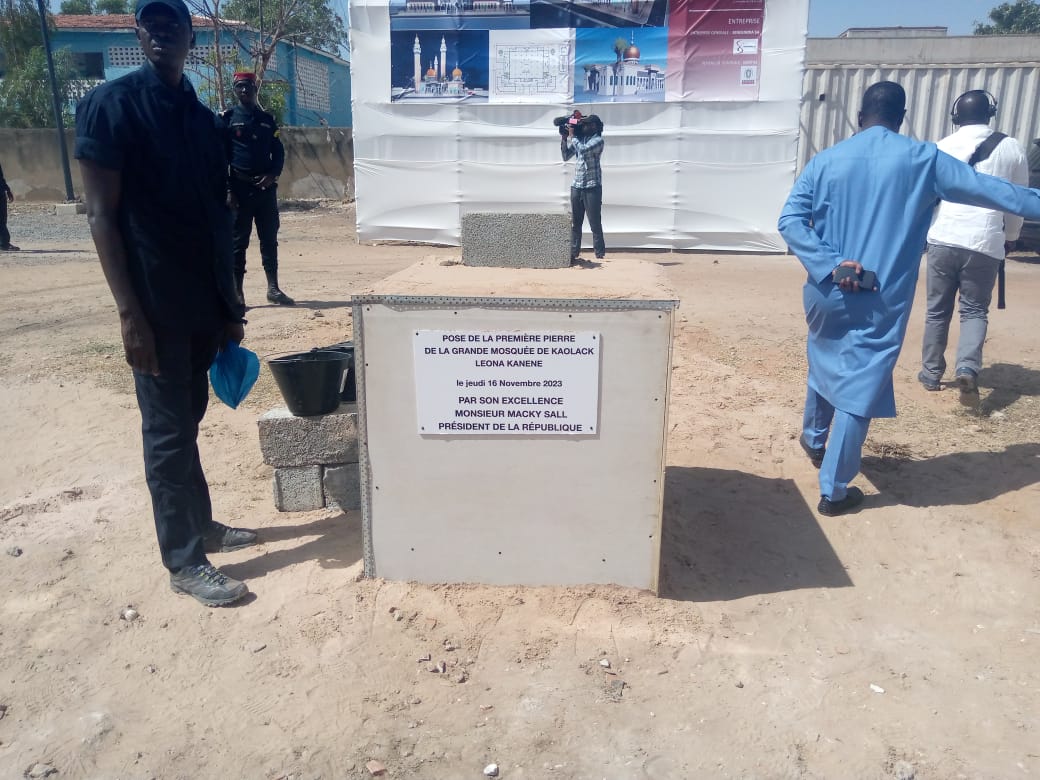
(223, 71), (293, 306)
(75, 0), (257, 606)
(0, 159), (19, 251)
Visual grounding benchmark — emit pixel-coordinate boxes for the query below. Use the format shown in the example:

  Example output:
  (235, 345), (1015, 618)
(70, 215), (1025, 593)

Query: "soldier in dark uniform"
(0, 158), (19, 251)
(223, 71), (293, 306)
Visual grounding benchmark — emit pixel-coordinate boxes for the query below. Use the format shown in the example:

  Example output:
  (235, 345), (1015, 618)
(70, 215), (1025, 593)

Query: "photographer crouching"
(557, 110), (605, 264)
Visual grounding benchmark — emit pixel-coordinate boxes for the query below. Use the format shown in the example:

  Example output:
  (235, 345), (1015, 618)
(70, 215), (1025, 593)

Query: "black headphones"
(951, 90), (998, 124)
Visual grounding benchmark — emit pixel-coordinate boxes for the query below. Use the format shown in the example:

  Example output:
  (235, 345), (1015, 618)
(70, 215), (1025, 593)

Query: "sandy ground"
(1, 202), (1038, 780)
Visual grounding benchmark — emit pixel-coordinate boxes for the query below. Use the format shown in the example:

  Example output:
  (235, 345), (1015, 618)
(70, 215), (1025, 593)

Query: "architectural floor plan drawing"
(489, 30), (573, 102)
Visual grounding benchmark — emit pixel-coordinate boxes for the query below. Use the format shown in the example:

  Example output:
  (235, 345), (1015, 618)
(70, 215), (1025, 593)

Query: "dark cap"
(135, 0), (192, 28)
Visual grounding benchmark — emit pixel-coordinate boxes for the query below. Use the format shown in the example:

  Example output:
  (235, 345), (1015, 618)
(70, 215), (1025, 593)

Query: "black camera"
(553, 111), (602, 139)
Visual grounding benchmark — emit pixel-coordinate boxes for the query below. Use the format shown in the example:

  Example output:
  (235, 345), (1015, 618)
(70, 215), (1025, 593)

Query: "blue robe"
(778, 125), (1040, 418)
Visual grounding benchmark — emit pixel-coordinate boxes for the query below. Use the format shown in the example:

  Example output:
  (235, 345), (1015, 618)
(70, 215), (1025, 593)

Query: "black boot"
(234, 272), (245, 306)
(265, 271), (294, 306)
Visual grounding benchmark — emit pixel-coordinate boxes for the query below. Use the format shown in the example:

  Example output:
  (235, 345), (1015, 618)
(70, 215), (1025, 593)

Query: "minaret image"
(413, 35), (421, 90)
(434, 56), (440, 81)
(440, 37), (447, 79)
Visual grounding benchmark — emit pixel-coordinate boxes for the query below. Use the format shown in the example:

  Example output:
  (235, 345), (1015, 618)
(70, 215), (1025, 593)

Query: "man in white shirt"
(920, 90), (1029, 403)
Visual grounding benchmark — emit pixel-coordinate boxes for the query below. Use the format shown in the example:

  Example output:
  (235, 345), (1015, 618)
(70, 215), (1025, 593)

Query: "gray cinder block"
(272, 465), (325, 512)
(323, 463), (361, 511)
(461, 212), (570, 269)
(258, 405), (359, 467)
(54, 202), (86, 216)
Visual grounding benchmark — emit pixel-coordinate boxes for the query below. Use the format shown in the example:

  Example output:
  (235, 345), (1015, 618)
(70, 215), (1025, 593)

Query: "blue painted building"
(53, 14), (351, 127)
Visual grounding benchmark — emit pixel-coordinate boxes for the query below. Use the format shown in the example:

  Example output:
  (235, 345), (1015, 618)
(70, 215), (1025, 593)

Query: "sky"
(808, 0), (1000, 37)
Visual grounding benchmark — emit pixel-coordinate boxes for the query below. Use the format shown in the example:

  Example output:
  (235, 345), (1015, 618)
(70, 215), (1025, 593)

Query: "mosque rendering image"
(580, 37), (664, 101)
(393, 35), (489, 100)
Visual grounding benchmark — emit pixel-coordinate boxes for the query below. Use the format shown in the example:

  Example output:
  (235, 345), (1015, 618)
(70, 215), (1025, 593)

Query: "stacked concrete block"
(258, 405), (362, 512)
(461, 212), (571, 269)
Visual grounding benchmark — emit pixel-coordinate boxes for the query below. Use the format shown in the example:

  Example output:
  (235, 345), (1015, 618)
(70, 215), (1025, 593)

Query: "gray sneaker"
(203, 521), (258, 553)
(170, 564), (249, 606)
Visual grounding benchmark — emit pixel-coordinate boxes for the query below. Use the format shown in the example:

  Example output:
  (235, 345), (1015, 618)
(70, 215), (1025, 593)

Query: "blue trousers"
(134, 328), (221, 571)
(802, 386), (871, 502)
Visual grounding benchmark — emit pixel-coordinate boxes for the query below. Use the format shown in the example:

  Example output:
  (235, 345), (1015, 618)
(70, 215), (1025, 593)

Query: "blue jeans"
(802, 386), (871, 502)
(134, 328), (222, 571)
(921, 242), (1001, 382)
(570, 185), (605, 259)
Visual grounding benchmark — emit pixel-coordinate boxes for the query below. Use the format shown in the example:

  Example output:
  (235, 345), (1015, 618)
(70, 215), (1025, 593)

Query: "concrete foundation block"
(258, 405), (359, 467)
(54, 202), (86, 216)
(323, 463), (362, 511)
(461, 212), (570, 269)
(272, 465), (325, 512)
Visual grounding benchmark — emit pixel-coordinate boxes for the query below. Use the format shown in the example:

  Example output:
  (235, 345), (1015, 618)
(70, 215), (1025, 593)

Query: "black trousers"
(570, 185), (605, 259)
(231, 180), (280, 278)
(0, 193), (10, 248)
(134, 328), (221, 571)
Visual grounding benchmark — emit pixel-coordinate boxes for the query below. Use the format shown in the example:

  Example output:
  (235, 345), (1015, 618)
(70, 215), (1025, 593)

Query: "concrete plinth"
(461, 212), (570, 269)
(258, 405), (358, 467)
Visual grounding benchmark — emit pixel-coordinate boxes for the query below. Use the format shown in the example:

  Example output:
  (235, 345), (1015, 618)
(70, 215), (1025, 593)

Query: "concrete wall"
(0, 127), (354, 202)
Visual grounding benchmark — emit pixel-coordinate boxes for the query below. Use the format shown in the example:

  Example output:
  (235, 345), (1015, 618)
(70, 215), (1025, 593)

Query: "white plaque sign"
(413, 330), (600, 435)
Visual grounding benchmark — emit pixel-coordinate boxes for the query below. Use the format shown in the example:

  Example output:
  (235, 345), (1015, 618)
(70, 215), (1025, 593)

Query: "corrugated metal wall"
(799, 63), (1040, 172)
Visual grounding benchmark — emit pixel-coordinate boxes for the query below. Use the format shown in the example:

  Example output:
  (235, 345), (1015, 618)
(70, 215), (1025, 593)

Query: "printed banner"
(667, 0), (764, 100)
(389, 0), (767, 103)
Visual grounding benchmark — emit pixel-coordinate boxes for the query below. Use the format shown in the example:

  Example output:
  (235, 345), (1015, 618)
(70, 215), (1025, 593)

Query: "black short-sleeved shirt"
(74, 64), (245, 331)
(223, 104), (285, 176)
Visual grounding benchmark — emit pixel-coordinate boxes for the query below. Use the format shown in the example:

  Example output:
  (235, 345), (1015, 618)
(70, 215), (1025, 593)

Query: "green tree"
(0, 0), (79, 127)
(200, 0), (347, 59)
(189, 44), (286, 123)
(0, 47), (77, 127)
(95, 0), (133, 13)
(59, 0), (95, 14)
(974, 0), (1040, 33)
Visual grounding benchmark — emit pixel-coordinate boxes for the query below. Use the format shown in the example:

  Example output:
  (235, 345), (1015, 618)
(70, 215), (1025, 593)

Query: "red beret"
(233, 72), (256, 84)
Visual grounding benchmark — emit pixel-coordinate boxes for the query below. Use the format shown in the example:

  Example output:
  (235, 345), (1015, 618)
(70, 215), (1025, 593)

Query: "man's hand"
(833, 260), (864, 292)
(5, 190), (12, 204)
(1005, 240), (1017, 255)
(257, 174), (277, 190)
(120, 310), (159, 376)
(221, 321), (245, 349)
(227, 190), (239, 210)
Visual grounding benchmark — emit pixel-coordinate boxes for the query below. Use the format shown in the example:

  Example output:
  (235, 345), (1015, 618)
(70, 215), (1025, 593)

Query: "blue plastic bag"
(209, 341), (260, 409)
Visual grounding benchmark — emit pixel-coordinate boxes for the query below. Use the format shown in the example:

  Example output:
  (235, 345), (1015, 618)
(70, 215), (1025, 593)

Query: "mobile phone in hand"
(833, 266), (878, 291)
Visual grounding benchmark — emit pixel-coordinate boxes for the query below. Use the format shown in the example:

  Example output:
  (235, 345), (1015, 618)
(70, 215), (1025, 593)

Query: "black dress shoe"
(799, 434), (825, 468)
(203, 522), (259, 553)
(817, 486), (864, 516)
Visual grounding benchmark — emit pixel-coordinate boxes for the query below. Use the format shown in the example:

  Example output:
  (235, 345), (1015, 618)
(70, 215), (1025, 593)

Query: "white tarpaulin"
(349, 0), (808, 250)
